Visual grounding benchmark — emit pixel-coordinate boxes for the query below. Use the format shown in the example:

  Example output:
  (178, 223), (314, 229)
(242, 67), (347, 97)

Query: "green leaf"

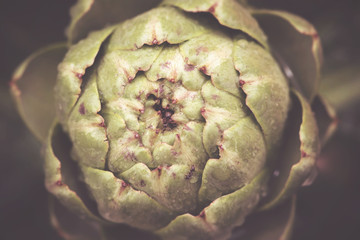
(56, 25), (115, 126)
(10, 43), (67, 142)
(259, 90), (319, 210)
(232, 37), (290, 152)
(66, 0), (162, 44)
(162, 0), (268, 48)
(156, 170), (269, 240)
(232, 196), (296, 240)
(199, 117), (266, 205)
(252, 9), (322, 101)
(49, 196), (104, 240)
(107, 6), (207, 51)
(312, 96), (337, 147)
(67, 73), (109, 169)
(49, 188), (160, 240)
(44, 123), (104, 223)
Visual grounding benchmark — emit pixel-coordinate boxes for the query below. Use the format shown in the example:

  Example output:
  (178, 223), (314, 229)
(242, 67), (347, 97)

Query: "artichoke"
(10, 0), (336, 239)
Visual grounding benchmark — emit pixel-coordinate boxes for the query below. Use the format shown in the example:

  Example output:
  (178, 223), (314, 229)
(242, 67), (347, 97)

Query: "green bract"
(10, 0), (336, 239)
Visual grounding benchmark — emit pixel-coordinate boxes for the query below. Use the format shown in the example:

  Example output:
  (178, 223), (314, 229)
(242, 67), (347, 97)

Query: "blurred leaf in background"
(0, 1), (73, 239)
(251, 1), (360, 240)
(253, 1), (360, 239)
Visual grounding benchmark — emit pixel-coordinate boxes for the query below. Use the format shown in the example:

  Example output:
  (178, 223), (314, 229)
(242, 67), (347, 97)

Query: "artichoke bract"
(10, 0), (336, 239)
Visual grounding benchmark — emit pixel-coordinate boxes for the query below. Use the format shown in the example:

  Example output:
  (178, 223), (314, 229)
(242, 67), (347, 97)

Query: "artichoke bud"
(11, 0), (328, 239)
(54, 1), (290, 237)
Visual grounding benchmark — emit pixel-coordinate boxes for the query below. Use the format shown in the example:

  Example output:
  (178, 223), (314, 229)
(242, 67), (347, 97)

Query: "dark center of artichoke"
(148, 93), (177, 131)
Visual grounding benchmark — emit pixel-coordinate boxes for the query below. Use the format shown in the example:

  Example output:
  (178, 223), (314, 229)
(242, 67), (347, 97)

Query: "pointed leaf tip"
(10, 43), (67, 142)
(252, 10), (323, 101)
(66, 0), (162, 44)
(259, 90), (319, 210)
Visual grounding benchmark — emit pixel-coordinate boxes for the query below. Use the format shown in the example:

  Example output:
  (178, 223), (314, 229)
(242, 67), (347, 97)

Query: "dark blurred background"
(0, 0), (359, 239)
